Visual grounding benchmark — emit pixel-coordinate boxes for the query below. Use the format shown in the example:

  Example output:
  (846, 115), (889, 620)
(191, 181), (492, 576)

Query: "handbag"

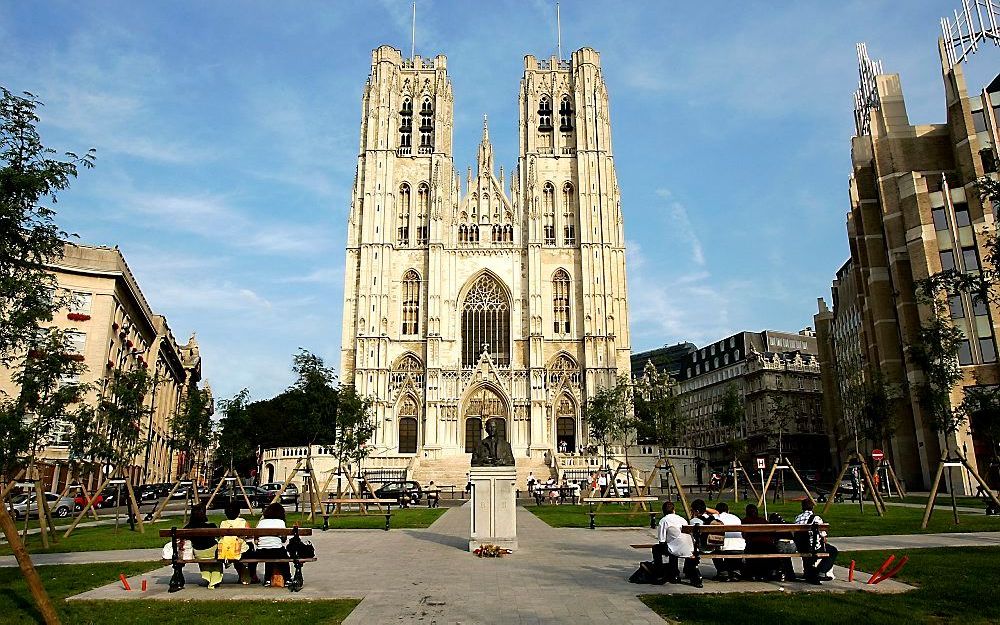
(271, 572), (285, 588)
(287, 534), (315, 559)
(163, 539), (193, 560)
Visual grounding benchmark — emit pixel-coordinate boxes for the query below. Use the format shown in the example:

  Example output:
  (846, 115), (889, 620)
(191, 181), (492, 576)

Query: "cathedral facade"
(340, 45), (631, 473)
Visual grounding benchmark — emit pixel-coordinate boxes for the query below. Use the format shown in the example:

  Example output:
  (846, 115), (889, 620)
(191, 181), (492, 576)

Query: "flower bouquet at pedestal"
(473, 543), (512, 558)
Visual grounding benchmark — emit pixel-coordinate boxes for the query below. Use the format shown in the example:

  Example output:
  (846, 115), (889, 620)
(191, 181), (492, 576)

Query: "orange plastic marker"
(120, 574), (132, 591)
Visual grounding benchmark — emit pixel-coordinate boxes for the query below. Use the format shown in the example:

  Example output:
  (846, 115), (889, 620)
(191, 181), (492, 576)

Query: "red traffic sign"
(871, 449), (884, 463)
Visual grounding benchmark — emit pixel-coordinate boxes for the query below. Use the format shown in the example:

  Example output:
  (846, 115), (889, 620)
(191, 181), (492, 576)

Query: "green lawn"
(642, 547), (1000, 625)
(1, 561), (358, 624)
(1, 508), (446, 555)
(526, 500), (1000, 536)
(897, 495), (987, 508)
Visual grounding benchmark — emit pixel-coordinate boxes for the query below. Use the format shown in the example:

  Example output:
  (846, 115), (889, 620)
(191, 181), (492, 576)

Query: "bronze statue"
(471, 420), (515, 466)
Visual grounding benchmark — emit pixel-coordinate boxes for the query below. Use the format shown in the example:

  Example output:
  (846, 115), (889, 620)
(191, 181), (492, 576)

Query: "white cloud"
(656, 188), (705, 267)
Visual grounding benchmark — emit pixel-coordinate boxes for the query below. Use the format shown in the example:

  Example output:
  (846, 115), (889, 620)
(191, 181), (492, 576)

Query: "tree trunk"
(0, 505), (61, 624)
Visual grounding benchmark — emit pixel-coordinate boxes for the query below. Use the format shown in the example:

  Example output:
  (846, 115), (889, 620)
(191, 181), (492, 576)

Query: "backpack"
(628, 561), (667, 585)
(698, 515), (726, 551)
(218, 519), (247, 561)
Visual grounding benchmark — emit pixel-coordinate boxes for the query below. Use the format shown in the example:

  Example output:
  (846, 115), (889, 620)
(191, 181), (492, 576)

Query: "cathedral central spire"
(477, 113), (494, 175)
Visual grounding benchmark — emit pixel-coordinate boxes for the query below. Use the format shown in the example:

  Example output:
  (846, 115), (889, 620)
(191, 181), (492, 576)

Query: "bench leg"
(322, 515), (329, 531)
(168, 561), (185, 593)
(589, 512), (596, 530)
(649, 513), (656, 529)
(385, 513), (391, 531)
(289, 560), (304, 592)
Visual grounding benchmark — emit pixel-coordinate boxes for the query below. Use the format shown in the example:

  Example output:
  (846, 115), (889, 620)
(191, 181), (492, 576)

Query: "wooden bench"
(159, 526), (315, 593)
(582, 497), (660, 529)
(319, 499), (397, 531)
(630, 523), (832, 572)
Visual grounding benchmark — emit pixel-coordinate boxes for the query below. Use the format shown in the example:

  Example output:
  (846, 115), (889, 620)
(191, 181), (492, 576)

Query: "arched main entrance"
(556, 395), (577, 452)
(464, 386), (508, 453)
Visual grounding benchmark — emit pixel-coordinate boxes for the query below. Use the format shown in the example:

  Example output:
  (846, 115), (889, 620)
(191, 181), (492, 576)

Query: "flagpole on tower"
(556, 2), (562, 59)
(411, 1), (416, 58)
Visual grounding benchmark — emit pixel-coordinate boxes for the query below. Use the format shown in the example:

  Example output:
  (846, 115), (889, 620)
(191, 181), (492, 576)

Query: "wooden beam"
(0, 506), (60, 624)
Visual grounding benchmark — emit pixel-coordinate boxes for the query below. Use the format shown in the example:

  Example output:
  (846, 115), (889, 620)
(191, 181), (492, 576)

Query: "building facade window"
(419, 98), (434, 153)
(562, 183), (576, 245)
(462, 274), (510, 367)
(538, 96), (553, 131)
(399, 98), (413, 154)
(559, 96), (574, 131)
(553, 269), (571, 334)
(416, 183), (429, 245)
(543, 183), (556, 245)
(401, 270), (420, 335)
(397, 183), (410, 245)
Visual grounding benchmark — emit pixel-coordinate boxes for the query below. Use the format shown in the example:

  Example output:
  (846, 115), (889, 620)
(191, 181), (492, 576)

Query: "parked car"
(260, 482), (300, 504)
(374, 480), (423, 504)
(9, 492), (77, 520)
(134, 485), (159, 501)
(209, 486), (270, 510)
(73, 492), (105, 510)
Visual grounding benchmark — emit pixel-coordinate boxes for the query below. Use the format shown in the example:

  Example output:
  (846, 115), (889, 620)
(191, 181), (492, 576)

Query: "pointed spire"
(477, 113), (494, 175)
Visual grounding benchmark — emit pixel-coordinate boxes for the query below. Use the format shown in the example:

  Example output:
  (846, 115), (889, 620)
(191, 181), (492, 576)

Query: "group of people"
(183, 501), (292, 588)
(651, 498), (838, 588)
(526, 473), (581, 505)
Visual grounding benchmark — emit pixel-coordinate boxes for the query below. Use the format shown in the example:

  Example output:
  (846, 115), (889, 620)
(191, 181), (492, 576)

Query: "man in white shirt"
(795, 499), (838, 583)
(597, 472), (609, 497)
(712, 502), (746, 581)
(651, 501), (702, 587)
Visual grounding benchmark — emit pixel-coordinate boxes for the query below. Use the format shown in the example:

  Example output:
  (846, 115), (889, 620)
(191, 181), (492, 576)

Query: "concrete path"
(69, 504), (917, 624)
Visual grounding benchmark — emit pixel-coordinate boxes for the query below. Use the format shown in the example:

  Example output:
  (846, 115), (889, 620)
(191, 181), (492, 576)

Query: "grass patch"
(291, 506), (447, 529)
(641, 546), (1000, 625)
(897, 495), (986, 508)
(527, 499), (1000, 535)
(1, 508), (447, 555)
(1, 561), (358, 624)
(527, 504), (656, 528)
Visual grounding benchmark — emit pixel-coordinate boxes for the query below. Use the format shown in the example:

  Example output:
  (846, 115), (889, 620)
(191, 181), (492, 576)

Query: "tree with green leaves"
(633, 363), (682, 450)
(217, 388), (254, 475)
(907, 304), (967, 446)
(169, 384), (213, 479)
(0, 88), (94, 366)
(287, 349), (339, 446)
(9, 329), (88, 479)
(585, 376), (636, 481)
(328, 384), (376, 497)
(767, 394), (795, 460)
(83, 367), (154, 473)
(716, 383), (745, 459)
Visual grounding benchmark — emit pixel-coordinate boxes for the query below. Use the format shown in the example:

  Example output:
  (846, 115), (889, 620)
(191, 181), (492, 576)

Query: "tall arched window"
(402, 270), (420, 335)
(398, 396), (418, 454)
(556, 395), (576, 452)
(553, 269), (570, 334)
(397, 183), (411, 246)
(562, 183), (576, 245)
(538, 96), (553, 131)
(419, 98), (434, 153)
(462, 274), (510, 367)
(399, 98), (413, 154)
(416, 183), (429, 245)
(542, 183), (555, 245)
(559, 96), (574, 131)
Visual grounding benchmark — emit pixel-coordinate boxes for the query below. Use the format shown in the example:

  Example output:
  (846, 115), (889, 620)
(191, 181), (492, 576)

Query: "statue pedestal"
(469, 465), (517, 552)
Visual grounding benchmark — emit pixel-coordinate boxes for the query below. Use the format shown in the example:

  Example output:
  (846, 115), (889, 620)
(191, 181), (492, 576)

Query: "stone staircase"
(410, 454), (555, 492)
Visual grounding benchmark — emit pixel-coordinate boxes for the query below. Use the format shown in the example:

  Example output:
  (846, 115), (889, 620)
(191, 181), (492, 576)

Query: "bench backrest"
(681, 523), (829, 534)
(158, 527), (313, 538)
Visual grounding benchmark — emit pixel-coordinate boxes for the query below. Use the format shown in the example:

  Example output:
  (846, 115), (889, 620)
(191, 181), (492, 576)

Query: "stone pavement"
(0, 547), (160, 567)
(68, 503), (921, 624)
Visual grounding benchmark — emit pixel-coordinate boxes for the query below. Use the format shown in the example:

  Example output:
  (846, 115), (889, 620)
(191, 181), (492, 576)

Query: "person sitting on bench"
(712, 502), (746, 581)
(794, 499), (838, 583)
(651, 501), (702, 588)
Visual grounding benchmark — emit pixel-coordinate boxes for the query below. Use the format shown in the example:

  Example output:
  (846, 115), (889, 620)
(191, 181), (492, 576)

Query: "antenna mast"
(411, 1), (416, 58)
(556, 2), (562, 58)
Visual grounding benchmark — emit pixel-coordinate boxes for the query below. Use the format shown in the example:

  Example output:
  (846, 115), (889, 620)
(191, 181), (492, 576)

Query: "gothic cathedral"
(340, 45), (630, 480)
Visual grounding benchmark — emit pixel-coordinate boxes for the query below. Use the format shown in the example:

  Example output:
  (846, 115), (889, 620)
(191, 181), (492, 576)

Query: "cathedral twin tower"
(340, 44), (630, 472)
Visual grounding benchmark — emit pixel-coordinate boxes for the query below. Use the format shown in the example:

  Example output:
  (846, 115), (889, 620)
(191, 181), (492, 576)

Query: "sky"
(3, 1), (998, 405)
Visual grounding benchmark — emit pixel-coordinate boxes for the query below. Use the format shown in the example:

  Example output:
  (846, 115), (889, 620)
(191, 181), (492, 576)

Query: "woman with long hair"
(256, 502), (290, 586)
(184, 502), (223, 588)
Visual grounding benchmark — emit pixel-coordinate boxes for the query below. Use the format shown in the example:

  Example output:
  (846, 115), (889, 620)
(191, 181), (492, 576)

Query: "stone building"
(339, 45), (631, 487)
(630, 342), (697, 379)
(815, 41), (1000, 492)
(815, 259), (865, 466)
(675, 330), (828, 474)
(0, 243), (206, 490)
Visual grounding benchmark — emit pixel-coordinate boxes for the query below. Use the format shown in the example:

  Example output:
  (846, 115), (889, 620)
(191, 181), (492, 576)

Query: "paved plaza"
(60, 503), (926, 624)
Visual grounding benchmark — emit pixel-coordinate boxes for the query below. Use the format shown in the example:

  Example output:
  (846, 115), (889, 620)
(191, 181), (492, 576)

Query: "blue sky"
(3, 1), (997, 404)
